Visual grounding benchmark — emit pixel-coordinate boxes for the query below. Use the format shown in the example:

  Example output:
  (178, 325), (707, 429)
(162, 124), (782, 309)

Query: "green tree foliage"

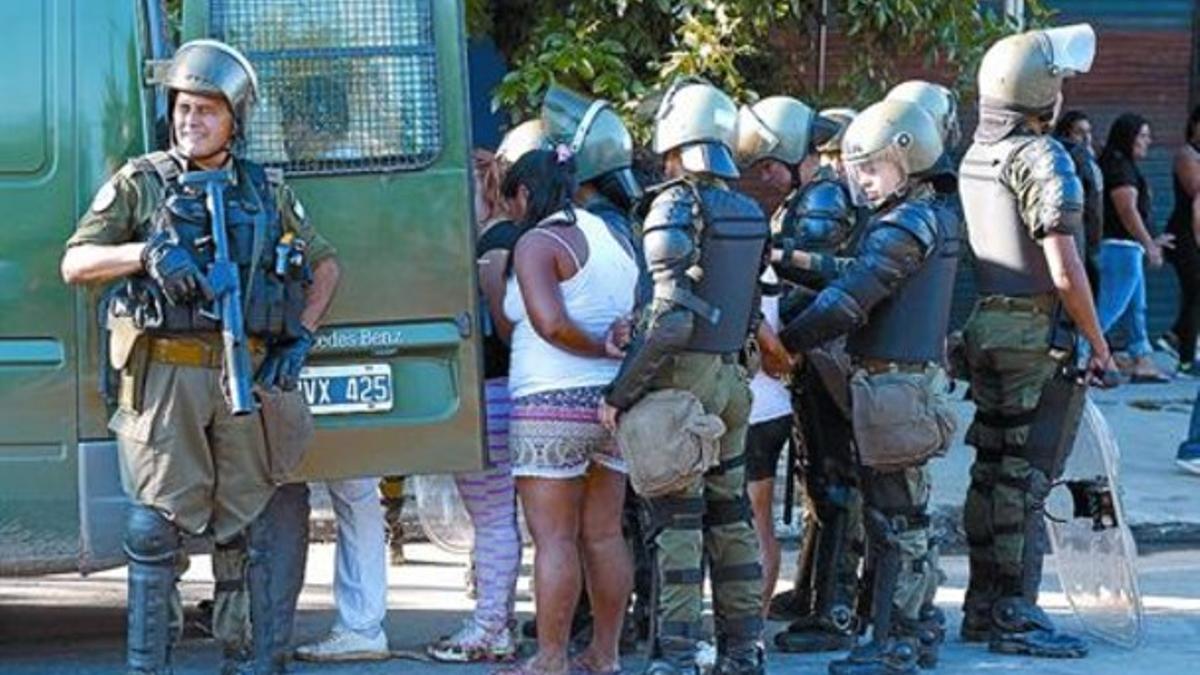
(837, 0), (1053, 103)
(476, 0), (1049, 130)
(484, 1), (796, 124)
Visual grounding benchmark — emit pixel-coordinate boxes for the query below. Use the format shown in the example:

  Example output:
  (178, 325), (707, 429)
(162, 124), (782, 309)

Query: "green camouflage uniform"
(958, 130), (1085, 636)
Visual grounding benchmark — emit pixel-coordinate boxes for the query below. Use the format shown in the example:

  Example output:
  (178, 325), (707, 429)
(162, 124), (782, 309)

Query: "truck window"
(0, 1), (47, 175)
(211, 0), (440, 175)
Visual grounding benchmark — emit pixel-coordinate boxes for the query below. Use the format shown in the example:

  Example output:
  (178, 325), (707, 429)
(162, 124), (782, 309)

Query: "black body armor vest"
(846, 194), (963, 363)
(686, 184), (770, 353)
(135, 152), (310, 340)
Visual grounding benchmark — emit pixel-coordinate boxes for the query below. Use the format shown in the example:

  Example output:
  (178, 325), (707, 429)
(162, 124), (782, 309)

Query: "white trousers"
(327, 477), (388, 638)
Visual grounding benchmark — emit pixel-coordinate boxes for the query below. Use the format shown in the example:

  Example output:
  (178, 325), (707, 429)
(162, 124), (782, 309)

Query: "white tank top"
(750, 267), (794, 424)
(504, 208), (638, 399)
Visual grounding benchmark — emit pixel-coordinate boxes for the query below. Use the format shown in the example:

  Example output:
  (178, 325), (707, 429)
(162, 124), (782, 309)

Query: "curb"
(930, 506), (1200, 555)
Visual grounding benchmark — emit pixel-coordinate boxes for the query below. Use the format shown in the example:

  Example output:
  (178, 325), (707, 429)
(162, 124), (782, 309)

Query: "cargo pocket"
(256, 386), (314, 483)
(109, 363), (177, 445)
(108, 364), (180, 509)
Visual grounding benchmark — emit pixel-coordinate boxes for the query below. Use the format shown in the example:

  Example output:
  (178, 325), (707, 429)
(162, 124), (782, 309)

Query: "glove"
(256, 327), (315, 391)
(141, 229), (212, 306)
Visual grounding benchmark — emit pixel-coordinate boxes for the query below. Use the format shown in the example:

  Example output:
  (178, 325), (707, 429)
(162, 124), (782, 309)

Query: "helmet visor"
(680, 142), (740, 180)
(542, 85), (595, 142)
(1042, 24), (1096, 77)
(844, 146), (908, 208)
(736, 105), (780, 167)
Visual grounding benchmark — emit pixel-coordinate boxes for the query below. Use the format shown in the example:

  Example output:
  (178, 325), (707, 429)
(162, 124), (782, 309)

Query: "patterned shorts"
(508, 386), (626, 479)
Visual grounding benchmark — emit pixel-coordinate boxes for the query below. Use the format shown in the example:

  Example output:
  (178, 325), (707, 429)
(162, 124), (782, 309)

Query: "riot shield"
(1045, 398), (1144, 648)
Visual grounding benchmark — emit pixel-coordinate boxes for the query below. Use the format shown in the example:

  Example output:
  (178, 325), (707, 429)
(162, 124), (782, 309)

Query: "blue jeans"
(1097, 239), (1152, 358)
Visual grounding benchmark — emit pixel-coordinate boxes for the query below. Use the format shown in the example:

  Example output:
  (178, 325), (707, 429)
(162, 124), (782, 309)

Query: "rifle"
(178, 170), (254, 416)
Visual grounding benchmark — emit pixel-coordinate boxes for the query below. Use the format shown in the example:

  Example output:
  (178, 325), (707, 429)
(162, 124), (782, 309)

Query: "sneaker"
(427, 619), (517, 663)
(1176, 442), (1200, 476)
(294, 628), (390, 662)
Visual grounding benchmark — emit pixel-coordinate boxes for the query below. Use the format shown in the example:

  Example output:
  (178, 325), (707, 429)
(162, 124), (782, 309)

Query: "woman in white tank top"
(496, 148), (636, 675)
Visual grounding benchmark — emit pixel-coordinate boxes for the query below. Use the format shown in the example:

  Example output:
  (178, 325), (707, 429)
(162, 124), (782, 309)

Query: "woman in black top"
(1166, 106), (1200, 372)
(1097, 113), (1173, 382)
(426, 149), (524, 663)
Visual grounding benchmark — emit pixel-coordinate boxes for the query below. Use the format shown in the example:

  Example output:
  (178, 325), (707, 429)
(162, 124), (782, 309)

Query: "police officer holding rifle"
(60, 40), (340, 674)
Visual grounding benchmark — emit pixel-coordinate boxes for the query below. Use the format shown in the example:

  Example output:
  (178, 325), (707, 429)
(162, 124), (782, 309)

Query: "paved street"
(2, 375), (1198, 673)
(2, 541), (1199, 674)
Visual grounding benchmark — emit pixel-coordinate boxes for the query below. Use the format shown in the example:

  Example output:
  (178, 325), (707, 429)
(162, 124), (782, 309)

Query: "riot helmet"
(978, 23), (1096, 113)
(735, 96), (820, 168)
(496, 119), (553, 167)
(652, 78), (740, 179)
(163, 39), (259, 138)
(541, 85), (641, 206)
(886, 80), (961, 149)
(841, 100), (942, 208)
(814, 107), (858, 157)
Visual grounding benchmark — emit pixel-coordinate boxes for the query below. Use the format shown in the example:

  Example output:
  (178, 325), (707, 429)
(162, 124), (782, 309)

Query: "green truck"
(0, 0), (485, 576)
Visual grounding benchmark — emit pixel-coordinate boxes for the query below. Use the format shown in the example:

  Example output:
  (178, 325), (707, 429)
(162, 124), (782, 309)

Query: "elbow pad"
(779, 285), (866, 353)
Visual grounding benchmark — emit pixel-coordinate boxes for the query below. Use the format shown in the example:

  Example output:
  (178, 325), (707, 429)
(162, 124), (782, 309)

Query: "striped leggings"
(455, 377), (522, 632)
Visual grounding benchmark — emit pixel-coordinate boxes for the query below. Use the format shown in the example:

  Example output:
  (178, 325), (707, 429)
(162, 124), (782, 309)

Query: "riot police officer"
(599, 79), (769, 675)
(778, 99), (962, 674)
(60, 40), (341, 674)
(769, 108), (863, 290)
(740, 105), (868, 655)
(733, 97), (858, 654)
(958, 24), (1113, 659)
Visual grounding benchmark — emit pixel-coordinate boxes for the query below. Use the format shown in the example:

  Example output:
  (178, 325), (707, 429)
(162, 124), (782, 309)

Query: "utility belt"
(976, 292), (1056, 316)
(854, 357), (928, 376)
(114, 333), (266, 413)
(146, 334), (267, 369)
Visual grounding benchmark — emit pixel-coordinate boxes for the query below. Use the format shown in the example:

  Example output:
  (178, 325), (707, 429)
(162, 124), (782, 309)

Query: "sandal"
(493, 656), (569, 675)
(570, 654), (623, 674)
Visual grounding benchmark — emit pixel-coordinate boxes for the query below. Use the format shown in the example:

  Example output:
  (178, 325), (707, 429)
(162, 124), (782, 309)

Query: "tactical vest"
(685, 183), (770, 353)
(846, 194), (962, 363)
(134, 152), (310, 340)
(959, 136), (1055, 296)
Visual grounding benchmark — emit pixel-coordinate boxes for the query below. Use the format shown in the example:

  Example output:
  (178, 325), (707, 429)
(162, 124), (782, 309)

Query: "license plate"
(298, 364), (394, 415)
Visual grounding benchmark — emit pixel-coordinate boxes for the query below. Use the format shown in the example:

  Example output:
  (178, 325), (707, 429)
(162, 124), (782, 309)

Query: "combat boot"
(987, 597), (1088, 659)
(959, 560), (997, 642)
(712, 641), (765, 675)
(827, 637), (919, 675)
(894, 606), (944, 669)
(773, 607), (855, 653)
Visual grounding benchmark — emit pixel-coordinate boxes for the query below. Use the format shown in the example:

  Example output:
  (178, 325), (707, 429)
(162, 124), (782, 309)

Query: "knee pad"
(124, 505), (179, 564)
